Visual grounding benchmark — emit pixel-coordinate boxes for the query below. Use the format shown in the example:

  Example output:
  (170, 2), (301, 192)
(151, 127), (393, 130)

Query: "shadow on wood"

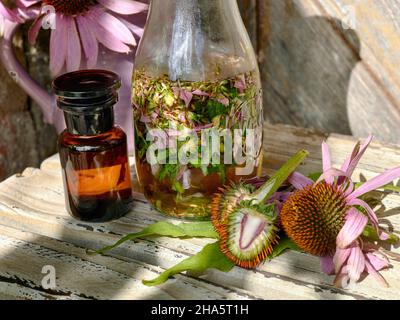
(258, 2), (361, 136)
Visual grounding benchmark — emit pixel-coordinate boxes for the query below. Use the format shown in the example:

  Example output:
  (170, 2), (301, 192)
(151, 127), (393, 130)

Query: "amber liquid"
(59, 127), (133, 222)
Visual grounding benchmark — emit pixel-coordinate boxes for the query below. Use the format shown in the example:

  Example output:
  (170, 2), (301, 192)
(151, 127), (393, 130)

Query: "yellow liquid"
(135, 157), (262, 219)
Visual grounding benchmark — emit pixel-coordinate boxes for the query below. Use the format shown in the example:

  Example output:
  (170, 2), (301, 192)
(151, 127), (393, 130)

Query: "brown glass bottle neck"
(64, 107), (115, 136)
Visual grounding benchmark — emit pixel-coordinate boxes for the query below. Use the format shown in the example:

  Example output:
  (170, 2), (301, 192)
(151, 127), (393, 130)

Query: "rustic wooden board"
(0, 124), (399, 300)
(240, 0), (400, 144)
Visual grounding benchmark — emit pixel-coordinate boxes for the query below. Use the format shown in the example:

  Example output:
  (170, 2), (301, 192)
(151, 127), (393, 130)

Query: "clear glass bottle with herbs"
(132, 0), (264, 219)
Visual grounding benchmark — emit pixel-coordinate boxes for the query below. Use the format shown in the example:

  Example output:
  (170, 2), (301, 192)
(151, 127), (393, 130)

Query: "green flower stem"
(251, 150), (309, 204)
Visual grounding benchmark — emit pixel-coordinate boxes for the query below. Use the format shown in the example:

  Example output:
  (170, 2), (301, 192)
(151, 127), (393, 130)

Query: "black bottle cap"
(53, 70), (121, 135)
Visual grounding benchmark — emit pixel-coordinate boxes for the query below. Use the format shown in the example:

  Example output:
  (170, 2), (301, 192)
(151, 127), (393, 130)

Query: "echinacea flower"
(20, 0), (148, 75)
(280, 136), (400, 287)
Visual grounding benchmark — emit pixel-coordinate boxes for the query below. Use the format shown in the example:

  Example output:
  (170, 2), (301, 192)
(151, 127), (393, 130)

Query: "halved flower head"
(281, 136), (400, 287)
(211, 150), (309, 269)
(20, 0), (148, 75)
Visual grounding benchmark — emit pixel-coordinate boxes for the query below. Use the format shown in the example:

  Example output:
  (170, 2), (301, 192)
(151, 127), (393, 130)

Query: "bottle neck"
(64, 107), (115, 136)
(138, 0), (252, 81)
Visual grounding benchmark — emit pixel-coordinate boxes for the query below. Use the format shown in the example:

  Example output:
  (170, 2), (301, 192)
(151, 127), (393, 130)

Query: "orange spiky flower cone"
(280, 182), (349, 256)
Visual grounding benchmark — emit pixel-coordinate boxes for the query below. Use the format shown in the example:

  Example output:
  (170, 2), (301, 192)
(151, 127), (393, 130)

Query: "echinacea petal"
(337, 208), (368, 248)
(192, 89), (210, 96)
(321, 141), (332, 180)
(315, 168), (350, 187)
(365, 260), (389, 287)
(87, 12), (130, 53)
(379, 231), (390, 241)
(341, 135), (373, 177)
(119, 17), (143, 39)
(76, 16), (99, 68)
(180, 89), (193, 108)
(97, 0), (148, 15)
(65, 16), (82, 72)
(218, 97), (230, 107)
(0, 2), (20, 22)
(320, 256), (335, 275)
(346, 198), (379, 231)
(333, 247), (352, 273)
(348, 167), (400, 200)
(27, 14), (43, 44)
(288, 172), (313, 190)
(365, 252), (389, 271)
(91, 9), (136, 45)
(347, 245), (365, 283)
(49, 14), (67, 75)
(334, 265), (351, 288)
(17, 6), (37, 20)
(0, 14), (4, 35)
(16, 0), (40, 8)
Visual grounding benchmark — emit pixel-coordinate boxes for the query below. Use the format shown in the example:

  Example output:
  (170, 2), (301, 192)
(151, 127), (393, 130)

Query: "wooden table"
(0, 124), (399, 300)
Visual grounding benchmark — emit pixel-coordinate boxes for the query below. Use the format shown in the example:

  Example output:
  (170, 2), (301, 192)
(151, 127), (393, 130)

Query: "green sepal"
(251, 150), (309, 203)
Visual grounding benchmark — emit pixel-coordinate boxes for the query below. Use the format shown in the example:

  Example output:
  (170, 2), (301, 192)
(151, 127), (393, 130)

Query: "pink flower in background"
(16, 0), (148, 75)
(283, 136), (400, 287)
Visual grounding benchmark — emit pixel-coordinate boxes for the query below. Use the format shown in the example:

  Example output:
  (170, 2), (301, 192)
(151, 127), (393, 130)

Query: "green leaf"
(267, 237), (301, 259)
(307, 172), (322, 182)
(252, 150), (309, 203)
(172, 181), (185, 194)
(379, 183), (400, 193)
(158, 163), (179, 181)
(363, 225), (399, 244)
(143, 236), (302, 287)
(88, 221), (218, 255)
(143, 242), (234, 287)
(207, 100), (227, 119)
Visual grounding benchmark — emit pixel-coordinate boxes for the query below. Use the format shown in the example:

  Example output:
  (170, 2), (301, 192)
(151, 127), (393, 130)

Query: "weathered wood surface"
(239, 0), (400, 144)
(0, 124), (399, 300)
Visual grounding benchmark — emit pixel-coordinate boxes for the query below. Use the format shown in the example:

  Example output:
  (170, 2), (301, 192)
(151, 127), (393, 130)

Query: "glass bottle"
(132, 0), (263, 219)
(55, 70), (133, 222)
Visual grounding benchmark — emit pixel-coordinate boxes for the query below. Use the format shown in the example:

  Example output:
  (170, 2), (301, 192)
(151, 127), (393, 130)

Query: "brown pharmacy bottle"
(54, 70), (133, 222)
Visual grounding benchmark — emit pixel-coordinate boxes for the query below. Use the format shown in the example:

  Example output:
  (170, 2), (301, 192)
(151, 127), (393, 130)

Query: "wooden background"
(1, 0), (400, 180)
